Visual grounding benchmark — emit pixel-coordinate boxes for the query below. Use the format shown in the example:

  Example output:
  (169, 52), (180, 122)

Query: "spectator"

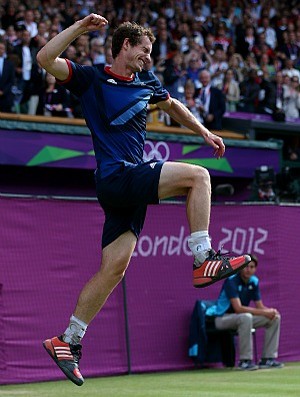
(283, 76), (300, 160)
(190, 19), (205, 48)
(206, 254), (283, 371)
(259, 53), (276, 81)
(252, 32), (275, 62)
(12, 29), (38, 113)
(11, 24), (26, 47)
(177, 21), (193, 54)
(296, 29), (300, 48)
(276, 16), (289, 48)
(151, 28), (172, 65)
(91, 22), (108, 44)
(63, 45), (77, 62)
(257, 16), (277, 50)
(180, 79), (201, 120)
(257, 71), (277, 115)
(22, 9), (38, 38)
(89, 37), (105, 65)
(162, 52), (187, 100)
(95, 44), (113, 71)
(74, 34), (90, 60)
(279, 30), (300, 61)
(213, 23), (232, 53)
(204, 33), (216, 56)
(194, 0), (211, 19)
(282, 58), (300, 81)
(1, 4), (17, 30)
(283, 76), (300, 119)
(249, 1), (262, 25)
(51, 13), (64, 34)
(217, 68), (240, 112)
(27, 63), (47, 115)
(38, 72), (72, 118)
(236, 25), (256, 59)
(196, 69), (226, 130)
(185, 54), (206, 90)
(208, 47), (229, 88)
(237, 69), (260, 113)
(273, 71), (285, 111)
(0, 40), (15, 113)
(244, 53), (259, 73)
(30, 21), (49, 49)
(4, 25), (17, 50)
(228, 53), (245, 83)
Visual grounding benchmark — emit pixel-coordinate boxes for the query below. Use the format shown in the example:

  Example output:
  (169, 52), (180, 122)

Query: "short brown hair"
(111, 22), (155, 59)
(247, 254), (258, 267)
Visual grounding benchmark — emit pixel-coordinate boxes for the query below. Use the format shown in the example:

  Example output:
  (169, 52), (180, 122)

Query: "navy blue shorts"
(95, 161), (164, 248)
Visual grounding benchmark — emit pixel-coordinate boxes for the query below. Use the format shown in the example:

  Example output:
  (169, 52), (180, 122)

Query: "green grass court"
(1, 362), (299, 397)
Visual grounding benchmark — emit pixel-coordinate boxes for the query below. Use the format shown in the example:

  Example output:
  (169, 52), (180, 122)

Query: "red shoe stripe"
(73, 368), (82, 379)
(44, 339), (55, 357)
(229, 256), (246, 268)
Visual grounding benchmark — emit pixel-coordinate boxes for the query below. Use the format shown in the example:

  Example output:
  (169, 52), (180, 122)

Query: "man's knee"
(272, 313), (281, 326)
(191, 165), (211, 188)
(101, 250), (131, 286)
(237, 313), (253, 326)
(194, 165), (210, 180)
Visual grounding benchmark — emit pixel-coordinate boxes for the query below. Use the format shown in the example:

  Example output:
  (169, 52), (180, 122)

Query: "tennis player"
(37, 14), (250, 385)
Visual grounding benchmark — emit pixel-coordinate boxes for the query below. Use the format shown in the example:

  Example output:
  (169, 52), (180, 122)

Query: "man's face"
(22, 31), (31, 45)
(125, 35), (152, 73)
(240, 261), (257, 282)
(199, 71), (211, 86)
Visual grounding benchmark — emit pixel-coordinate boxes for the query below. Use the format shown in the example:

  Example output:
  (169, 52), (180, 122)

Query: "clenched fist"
(78, 13), (108, 33)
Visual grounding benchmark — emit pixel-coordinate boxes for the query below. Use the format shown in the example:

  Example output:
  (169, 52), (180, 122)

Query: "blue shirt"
(59, 61), (169, 178)
(206, 274), (261, 317)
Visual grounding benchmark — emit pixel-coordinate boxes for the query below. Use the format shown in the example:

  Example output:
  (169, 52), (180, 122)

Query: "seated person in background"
(37, 72), (72, 117)
(196, 69), (226, 130)
(0, 40), (15, 113)
(180, 79), (201, 121)
(283, 76), (300, 119)
(216, 68), (240, 112)
(162, 52), (187, 100)
(257, 70), (277, 115)
(237, 69), (260, 113)
(206, 254), (283, 371)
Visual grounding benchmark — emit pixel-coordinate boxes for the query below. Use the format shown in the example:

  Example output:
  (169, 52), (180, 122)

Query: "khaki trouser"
(215, 313), (281, 361)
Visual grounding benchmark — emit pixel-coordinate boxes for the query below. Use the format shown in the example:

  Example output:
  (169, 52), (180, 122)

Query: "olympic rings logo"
(143, 140), (170, 162)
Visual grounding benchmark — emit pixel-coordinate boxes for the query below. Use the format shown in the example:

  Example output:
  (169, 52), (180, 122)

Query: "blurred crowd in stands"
(0, 0), (299, 135)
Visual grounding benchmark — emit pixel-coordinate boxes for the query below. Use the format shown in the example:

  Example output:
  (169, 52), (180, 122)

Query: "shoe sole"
(193, 257), (251, 288)
(43, 340), (84, 386)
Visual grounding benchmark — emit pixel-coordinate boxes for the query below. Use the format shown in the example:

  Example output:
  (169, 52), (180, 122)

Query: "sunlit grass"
(1, 362), (299, 397)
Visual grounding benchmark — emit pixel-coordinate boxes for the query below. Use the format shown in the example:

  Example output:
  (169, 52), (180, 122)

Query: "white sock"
(63, 315), (88, 345)
(188, 231), (211, 265)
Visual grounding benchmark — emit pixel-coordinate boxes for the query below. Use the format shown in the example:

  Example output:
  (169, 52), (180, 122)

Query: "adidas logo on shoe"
(43, 336), (84, 386)
(193, 250), (251, 288)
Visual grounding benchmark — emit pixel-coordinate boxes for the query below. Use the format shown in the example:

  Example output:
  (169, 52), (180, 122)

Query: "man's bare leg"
(43, 231), (137, 385)
(66, 230), (137, 338)
(158, 161), (250, 287)
(158, 161), (211, 232)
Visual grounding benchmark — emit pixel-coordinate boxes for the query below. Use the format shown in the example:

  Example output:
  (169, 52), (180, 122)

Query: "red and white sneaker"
(193, 250), (251, 288)
(43, 336), (84, 386)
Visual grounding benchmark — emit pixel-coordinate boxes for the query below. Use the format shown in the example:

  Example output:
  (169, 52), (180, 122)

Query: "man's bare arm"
(157, 97), (225, 158)
(37, 14), (108, 80)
